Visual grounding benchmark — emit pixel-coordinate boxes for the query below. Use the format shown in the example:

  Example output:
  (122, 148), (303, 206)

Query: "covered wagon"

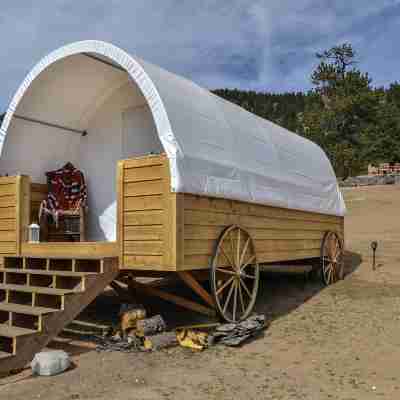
(0, 41), (345, 372)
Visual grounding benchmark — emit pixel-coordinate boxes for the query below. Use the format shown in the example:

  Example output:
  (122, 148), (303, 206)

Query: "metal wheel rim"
(210, 225), (260, 322)
(321, 231), (344, 286)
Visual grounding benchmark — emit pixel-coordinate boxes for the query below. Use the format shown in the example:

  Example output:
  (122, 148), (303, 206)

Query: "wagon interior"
(0, 53), (163, 245)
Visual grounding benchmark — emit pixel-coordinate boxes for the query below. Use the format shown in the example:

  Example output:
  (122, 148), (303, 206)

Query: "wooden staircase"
(0, 256), (119, 374)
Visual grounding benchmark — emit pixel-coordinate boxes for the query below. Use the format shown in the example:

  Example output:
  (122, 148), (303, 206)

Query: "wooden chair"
(40, 206), (86, 242)
(39, 163), (87, 242)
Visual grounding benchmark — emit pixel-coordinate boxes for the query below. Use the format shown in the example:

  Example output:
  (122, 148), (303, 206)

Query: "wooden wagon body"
(118, 154), (344, 272)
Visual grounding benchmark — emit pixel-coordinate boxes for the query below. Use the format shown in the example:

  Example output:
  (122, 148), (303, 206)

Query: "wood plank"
(0, 219), (16, 231)
(184, 224), (325, 241)
(124, 195), (163, 211)
(123, 255), (166, 269)
(124, 165), (163, 183)
(184, 239), (321, 256)
(128, 279), (216, 317)
(21, 242), (119, 259)
(178, 271), (214, 307)
(0, 283), (76, 295)
(184, 194), (341, 224)
(183, 248), (321, 270)
(30, 183), (47, 194)
(124, 180), (163, 197)
(184, 209), (237, 227)
(124, 210), (164, 226)
(0, 196), (16, 208)
(182, 255), (211, 270)
(0, 184), (17, 197)
(175, 194), (185, 269)
(0, 324), (36, 337)
(123, 154), (165, 169)
(117, 160), (124, 268)
(30, 192), (46, 202)
(0, 302), (57, 316)
(0, 207), (16, 220)
(0, 231), (16, 242)
(239, 214), (341, 231)
(184, 209), (341, 230)
(0, 242), (17, 254)
(124, 225), (163, 241)
(162, 159), (174, 267)
(0, 177), (18, 186)
(124, 240), (164, 255)
(18, 176), (31, 255)
(257, 249), (321, 263)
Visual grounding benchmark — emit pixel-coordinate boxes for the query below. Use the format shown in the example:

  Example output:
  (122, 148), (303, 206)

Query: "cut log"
(143, 332), (178, 351)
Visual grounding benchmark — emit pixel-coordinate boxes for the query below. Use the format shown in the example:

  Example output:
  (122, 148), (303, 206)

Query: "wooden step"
(0, 302), (58, 316)
(0, 284), (78, 296)
(0, 324), (36, 338)
(2, 269), (96, 277)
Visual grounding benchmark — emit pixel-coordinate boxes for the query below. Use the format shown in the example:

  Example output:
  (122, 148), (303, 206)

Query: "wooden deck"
(20, 241), (119, 259)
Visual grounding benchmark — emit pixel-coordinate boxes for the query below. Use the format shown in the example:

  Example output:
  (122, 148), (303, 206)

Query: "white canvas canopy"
(0, 40), (345, 241)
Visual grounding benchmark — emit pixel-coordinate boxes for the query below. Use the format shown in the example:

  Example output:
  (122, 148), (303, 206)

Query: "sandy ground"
(1, 185), (400, 400)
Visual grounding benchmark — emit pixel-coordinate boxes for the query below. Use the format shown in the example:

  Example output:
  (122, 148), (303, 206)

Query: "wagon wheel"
(321, 231), (344, 286)
(210, 225), (260, 322)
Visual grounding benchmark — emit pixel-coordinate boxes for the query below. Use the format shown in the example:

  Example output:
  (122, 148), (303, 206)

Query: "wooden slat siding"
(184, 195), (340, 224)
(0, 176), (19, 262)
(117, 160), (124, 268)
(184, 239), (322, 256)
(121, 154), (171, 270)
(19, 176), (31, 254)
(181, 194), (343, 270)
(184, 210), (340, 231)
(183, 249), (322, 269)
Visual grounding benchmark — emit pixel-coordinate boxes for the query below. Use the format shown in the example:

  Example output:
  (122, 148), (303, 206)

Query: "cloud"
(0, 1), (400, 110)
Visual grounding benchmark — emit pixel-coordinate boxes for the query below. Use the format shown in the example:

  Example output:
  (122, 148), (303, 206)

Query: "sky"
(1, 1), (400, 111)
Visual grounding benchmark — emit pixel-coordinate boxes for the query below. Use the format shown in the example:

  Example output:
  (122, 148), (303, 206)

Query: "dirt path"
(2, 185), (400, 400)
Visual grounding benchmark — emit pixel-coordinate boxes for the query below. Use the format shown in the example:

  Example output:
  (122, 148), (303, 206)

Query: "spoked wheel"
(210, 225), (260, 322)
(321, 231), (344, 286)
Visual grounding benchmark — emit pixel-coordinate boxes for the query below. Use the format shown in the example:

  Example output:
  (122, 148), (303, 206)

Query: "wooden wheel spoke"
(216, 267), (236, 276)
(241, 272), (256, 279)
(220, 245), (234, 268)
(223, 280), (236, 314)
(216, 276), (235, 296)
(239, 238), (250, 267)
(232, 282), (238, 321)
(239, 278), (252, 298)
(230, 230), (236, 269)
(236, 228), (241, 268)
(238, 282), (246, 313)
(241, 255), (256, 272)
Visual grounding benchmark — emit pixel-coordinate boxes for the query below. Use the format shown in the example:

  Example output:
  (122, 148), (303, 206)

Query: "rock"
(31, 350), (71, 376)
(136, 315), (166, 337)
(211, 314), (268, 347)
